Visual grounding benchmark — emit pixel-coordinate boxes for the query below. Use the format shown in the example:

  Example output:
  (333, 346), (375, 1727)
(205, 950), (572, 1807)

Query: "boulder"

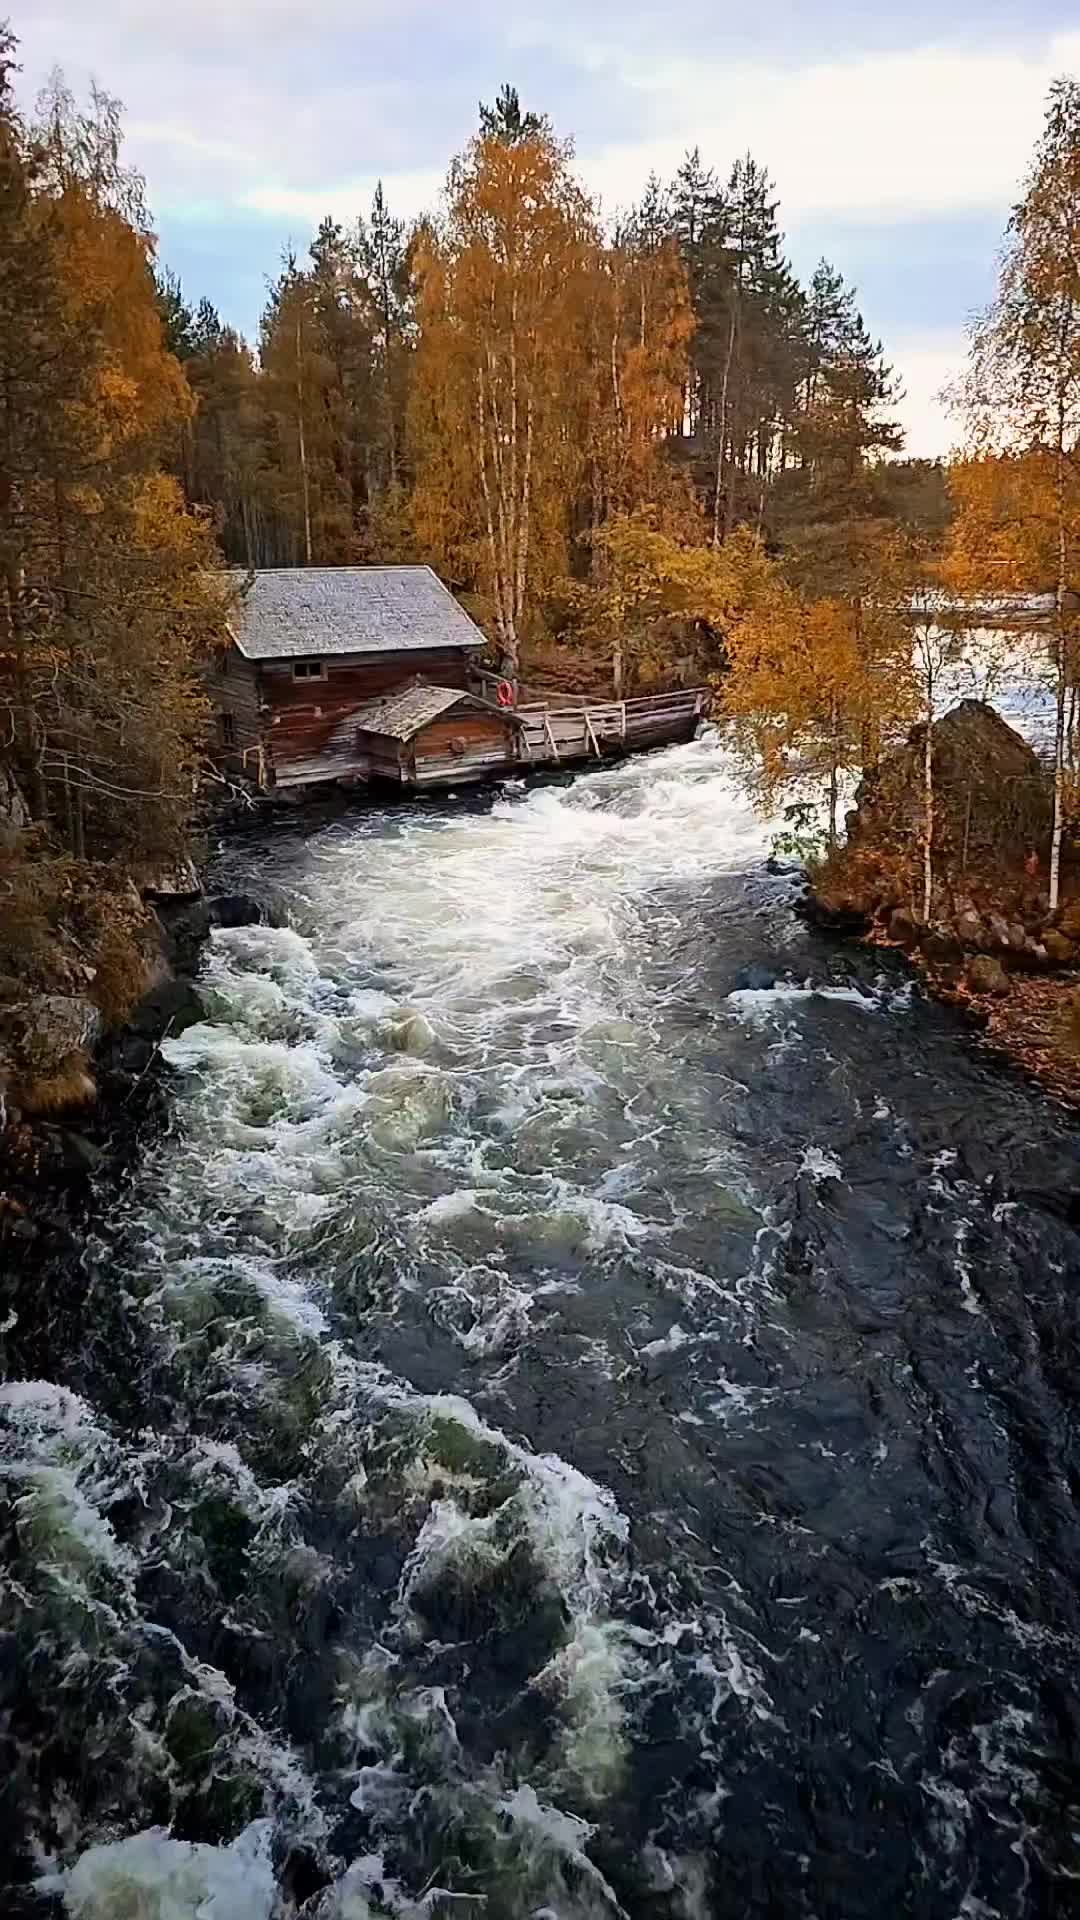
(986, 912), (1012, 949)
(211, 893), (265, 929)
(1058, 900), (1080, 942)
(967, 954), (1010, 997)
(732, 964), (777, 992)
(889, 907), (920, 947)
(921, 924), (960, 963)
(25, 995), (103, 1070)
(139, 857), (202, 899)
(1006, 922), (1029, 952)
(955, 909), (985, 948)
(847, 701), (1052, 870)
(1042, 927), (1076, 967)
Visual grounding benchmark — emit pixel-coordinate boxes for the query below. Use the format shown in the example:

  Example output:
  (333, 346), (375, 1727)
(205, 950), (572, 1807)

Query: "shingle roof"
(353, 684), (475, 740)
(227, 566), (486, 661)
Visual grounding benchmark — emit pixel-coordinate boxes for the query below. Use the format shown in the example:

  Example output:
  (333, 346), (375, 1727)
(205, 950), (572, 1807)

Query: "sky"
(18, 5), (1080, 457)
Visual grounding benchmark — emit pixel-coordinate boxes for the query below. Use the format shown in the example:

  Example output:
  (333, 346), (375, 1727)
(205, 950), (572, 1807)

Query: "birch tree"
(910, 597), (967, 923)
(410, 119), (594, 683)
(955, 77), (1080, 911)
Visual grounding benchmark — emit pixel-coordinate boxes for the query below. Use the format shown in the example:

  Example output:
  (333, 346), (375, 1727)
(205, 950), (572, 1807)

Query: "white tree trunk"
(295, 311), (313, 567)
(922, 709), (934, 926)
(1049, 446), (1068, 914)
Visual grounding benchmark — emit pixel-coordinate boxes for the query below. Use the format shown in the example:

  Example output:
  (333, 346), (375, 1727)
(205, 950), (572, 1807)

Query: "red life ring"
(496, 679), (516, 708)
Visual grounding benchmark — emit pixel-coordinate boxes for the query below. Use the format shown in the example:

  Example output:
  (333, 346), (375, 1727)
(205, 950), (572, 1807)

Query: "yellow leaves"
(944, 452), (1080, 597)
(722, 545), (917, 817)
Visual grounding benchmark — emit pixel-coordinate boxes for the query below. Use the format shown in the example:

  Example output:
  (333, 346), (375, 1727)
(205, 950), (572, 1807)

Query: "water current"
(4, 734), (1080, 1918)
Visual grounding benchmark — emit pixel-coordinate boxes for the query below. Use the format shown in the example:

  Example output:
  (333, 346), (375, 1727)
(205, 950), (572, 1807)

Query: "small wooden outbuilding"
(352, 683), (521, 786)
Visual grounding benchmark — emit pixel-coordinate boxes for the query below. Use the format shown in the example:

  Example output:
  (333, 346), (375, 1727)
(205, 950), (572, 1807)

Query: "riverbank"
(805, 884), (1080, 1109)
(803, 697), (1080, 1110)
(0, 885), (268, 1387)
(840, 910), (1080, 1110)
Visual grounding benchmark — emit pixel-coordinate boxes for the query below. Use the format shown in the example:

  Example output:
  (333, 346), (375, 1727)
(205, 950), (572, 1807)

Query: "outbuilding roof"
(353, 684), (516, 742)
(227, 566), (487, 662)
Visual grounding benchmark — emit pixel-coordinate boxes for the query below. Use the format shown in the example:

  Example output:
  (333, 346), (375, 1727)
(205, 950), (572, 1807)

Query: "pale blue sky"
(20, 4), (1080, 452)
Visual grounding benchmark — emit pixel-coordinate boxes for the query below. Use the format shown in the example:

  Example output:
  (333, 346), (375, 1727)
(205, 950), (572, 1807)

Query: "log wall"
(260, 648), (474, 786)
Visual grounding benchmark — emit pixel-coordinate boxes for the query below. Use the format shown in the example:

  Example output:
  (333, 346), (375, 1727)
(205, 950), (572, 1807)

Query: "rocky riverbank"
(0, 884), (266, 1387)
(809, 700), (1080, 1107)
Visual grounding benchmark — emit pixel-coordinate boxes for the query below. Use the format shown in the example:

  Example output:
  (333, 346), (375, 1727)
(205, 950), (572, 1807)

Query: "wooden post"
(584, 708), (601, 757)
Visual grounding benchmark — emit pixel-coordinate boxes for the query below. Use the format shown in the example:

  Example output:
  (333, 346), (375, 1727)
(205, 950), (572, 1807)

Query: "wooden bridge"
(513, 688), (709, 769)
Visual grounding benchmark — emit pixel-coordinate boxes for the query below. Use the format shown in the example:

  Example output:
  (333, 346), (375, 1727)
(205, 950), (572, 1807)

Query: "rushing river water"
(5, 734), (1080, 1919)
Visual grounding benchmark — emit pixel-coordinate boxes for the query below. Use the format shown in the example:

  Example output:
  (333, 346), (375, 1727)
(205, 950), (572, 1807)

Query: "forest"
(1, 21), (1079, 1101)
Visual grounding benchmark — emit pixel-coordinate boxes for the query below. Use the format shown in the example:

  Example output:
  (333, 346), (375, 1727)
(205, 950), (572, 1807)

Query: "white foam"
(727, 981), (882, 1025)
(799, 1145), (844, 1182)
(47, 1818), (276, 1920)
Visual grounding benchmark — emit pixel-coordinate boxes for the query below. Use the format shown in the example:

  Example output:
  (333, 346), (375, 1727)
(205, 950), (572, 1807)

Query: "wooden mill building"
(211, 565), (507, 789)
(210, 564), (707, 792)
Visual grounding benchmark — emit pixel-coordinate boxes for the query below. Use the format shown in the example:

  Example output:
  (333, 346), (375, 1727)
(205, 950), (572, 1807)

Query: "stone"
(1058, 900), (1080, 942)
(1006, 922), (1029, 952)
(955, 909), (984, 948)
(967, 954), (1010, 997)
(889, 907), (920, 946)
(1042, 927), (1076, 967)
(139, 857), (202, 899)
(732, 964), (777, 992)
(210, 893), (264, 929)
(1028, 942), (1049, 967)
(986, 913), (1012, 949)
(848, 701), (1052, 868)
(59, 1131), (106, 1173)
(921, 924), (960, 963)
(4, 995), (105, 1079)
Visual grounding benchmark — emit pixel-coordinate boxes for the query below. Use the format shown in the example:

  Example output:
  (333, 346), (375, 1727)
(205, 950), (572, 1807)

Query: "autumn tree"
(583, 218), (695, 555)
(724, 578), (914, 849)
(410, 114), (595, 682)
(0, 44), (226, 868)
(953, 77), (1080, 910)
(565, 511), (781, 698)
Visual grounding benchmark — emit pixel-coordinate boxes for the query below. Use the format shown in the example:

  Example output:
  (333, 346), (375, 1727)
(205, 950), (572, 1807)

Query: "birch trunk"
(827, 695), (839, 851)
(1049, 427), (1068, 914)
(295, 310), (313, 567)
(922, 705), (934, 927)
(712, 305), (737, 549)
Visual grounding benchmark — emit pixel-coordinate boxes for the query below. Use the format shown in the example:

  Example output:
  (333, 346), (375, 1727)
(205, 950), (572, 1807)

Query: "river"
(4, 734), (1080, 1918)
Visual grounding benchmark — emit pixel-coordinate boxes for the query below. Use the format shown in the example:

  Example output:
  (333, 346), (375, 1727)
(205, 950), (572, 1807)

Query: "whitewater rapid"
(4, 734), (1080, 1918)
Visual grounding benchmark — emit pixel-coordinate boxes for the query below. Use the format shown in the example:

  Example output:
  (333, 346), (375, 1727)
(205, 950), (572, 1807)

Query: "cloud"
(23, 10), (1080, 231)
(19, 6), (1080, 398)
(573, 32), (1080, 224)
(891, 332), (968, 458)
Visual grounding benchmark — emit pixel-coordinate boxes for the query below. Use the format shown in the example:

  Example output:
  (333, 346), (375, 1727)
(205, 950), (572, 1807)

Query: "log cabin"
(210, 565), (490, 789)
(208, 563), (710, 792)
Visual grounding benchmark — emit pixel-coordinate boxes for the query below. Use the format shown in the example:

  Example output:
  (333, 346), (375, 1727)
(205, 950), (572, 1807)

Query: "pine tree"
(478, 84), (548, 144)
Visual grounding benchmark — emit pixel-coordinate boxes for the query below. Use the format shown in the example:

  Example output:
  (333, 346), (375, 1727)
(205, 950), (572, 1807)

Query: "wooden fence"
(514, 689), (708, 766)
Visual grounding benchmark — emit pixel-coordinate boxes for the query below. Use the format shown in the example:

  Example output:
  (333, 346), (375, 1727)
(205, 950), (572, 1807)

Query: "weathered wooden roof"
(353, 684), (502, 741)
(227, 567), (486, 661)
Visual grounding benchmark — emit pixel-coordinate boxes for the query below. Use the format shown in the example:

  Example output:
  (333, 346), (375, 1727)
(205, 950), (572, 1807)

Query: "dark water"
(4, 736), (1080, 1918)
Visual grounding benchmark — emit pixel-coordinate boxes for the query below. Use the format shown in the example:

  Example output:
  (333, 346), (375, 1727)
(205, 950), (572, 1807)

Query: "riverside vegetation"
(1, 27), (1079, 1131)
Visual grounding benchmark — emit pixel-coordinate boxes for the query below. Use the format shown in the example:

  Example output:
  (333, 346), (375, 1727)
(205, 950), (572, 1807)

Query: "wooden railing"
(514, 688), (708, 764)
